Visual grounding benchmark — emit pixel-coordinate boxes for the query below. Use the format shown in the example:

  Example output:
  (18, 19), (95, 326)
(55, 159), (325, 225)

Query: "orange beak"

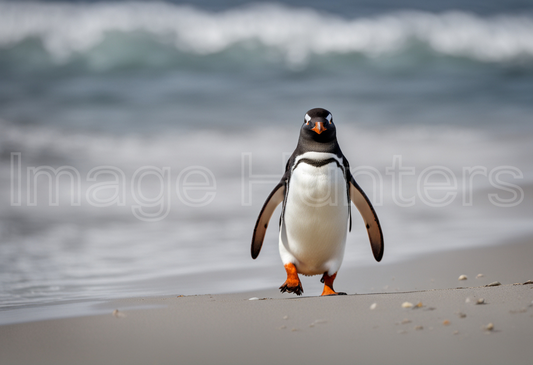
(311, 121), (327, 134)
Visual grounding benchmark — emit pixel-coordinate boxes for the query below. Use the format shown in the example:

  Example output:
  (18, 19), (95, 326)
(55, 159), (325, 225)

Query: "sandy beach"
(1, 238), (532, 365)
(1, 1), (533, 364)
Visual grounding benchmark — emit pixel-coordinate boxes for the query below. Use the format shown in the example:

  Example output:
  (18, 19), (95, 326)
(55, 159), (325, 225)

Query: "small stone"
(453, 330), (460, 335)
(401, 319), (412, 324)
(112, 309), (126, 318)
(414, 325), (424, 330)
(458, 275), (468, 281)
(485, 281), (501, 287)
(402, 302), (414, 308)
(248, 297), (259, 301)
(476, 274), (484, 279)
(290, 328), (298, 332)
(442, 320), (451, 326)
(283, 315), (289, 320)
(476, 298), (485, 305)
(485, 323), (494, 331)
(370, 303), (377, 310)
(279, 325), (287, 330)
(415, 302), (423, 308)
(309, 319), (326, 327)
(456, 312), (467, 318)
(523, 280), (533, 285)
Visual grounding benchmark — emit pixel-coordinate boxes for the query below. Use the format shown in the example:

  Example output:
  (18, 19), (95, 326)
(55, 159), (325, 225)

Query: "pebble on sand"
(476, 298), (485, 305)
(442, 320), (451, 326)
(523, 280), (533, 285)
(485, 281), (501, 287)
(370, 303), (377, 310)
(476, 274), (484, 279)
(112, 309), (126, 318)
(485, 323), (494, 331)
(402, 302), (414, 308)
(248, 297), (259, 301)
(458, 275), (468, 281)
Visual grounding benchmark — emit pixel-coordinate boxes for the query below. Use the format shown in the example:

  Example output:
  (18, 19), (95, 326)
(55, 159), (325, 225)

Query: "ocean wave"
(0, 2), (533, 66)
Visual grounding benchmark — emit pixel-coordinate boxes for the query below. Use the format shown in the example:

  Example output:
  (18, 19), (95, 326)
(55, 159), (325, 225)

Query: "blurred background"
(0, 0), (532, 314)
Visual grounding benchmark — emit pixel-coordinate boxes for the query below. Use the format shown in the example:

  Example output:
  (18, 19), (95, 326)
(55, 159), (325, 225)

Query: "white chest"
(279, 152), (349, 275)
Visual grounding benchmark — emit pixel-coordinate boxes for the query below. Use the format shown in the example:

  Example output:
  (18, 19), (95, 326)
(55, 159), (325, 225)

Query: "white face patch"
(304, 114), (311, 125)
(326, 113), (332, 124)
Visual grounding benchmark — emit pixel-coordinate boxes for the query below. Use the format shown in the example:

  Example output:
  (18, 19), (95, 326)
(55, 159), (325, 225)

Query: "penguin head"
(301, 108), (336, 143)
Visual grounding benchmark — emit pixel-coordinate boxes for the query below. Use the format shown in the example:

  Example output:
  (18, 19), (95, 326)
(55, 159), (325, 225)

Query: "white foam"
(0, 2), (532, 64)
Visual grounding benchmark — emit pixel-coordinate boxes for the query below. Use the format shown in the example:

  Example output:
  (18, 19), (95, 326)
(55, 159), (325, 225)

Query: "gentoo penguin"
(251, 108), (383, 296)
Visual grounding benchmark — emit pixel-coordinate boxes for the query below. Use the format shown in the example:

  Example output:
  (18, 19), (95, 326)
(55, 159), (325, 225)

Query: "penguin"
(251, 108), (383, 296)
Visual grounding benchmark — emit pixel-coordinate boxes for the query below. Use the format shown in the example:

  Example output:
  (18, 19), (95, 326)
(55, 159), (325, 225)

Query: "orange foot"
(320, 272), (347, 296)
(279, 263), (303, 296)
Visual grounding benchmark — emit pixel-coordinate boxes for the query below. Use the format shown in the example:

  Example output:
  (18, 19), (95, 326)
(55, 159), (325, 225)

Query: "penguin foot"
(279, 281), (304, 296)
(280, 263), (303, 296)
(321, 272), (345, 296)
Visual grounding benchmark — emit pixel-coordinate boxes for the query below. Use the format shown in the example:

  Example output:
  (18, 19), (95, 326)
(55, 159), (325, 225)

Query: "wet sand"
(1, 238), (532, 365)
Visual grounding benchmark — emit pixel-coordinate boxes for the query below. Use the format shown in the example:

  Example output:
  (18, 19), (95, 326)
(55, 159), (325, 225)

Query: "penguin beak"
(311, 121), (327, 134)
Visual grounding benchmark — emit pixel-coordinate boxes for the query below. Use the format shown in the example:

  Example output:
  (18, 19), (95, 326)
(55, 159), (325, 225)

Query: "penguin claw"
(279, 282), (304, 296)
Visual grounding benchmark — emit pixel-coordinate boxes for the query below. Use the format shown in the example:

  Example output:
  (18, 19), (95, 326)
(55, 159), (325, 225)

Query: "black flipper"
(348, 172), (384, 262)
(251, 183), (286, 259)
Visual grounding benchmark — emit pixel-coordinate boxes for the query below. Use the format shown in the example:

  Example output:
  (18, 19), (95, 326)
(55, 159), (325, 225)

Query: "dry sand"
(1, 238), (533, 365)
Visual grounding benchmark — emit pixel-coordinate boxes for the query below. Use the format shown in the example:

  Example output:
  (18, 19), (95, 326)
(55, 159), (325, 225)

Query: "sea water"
(0, 0), (532, 322)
